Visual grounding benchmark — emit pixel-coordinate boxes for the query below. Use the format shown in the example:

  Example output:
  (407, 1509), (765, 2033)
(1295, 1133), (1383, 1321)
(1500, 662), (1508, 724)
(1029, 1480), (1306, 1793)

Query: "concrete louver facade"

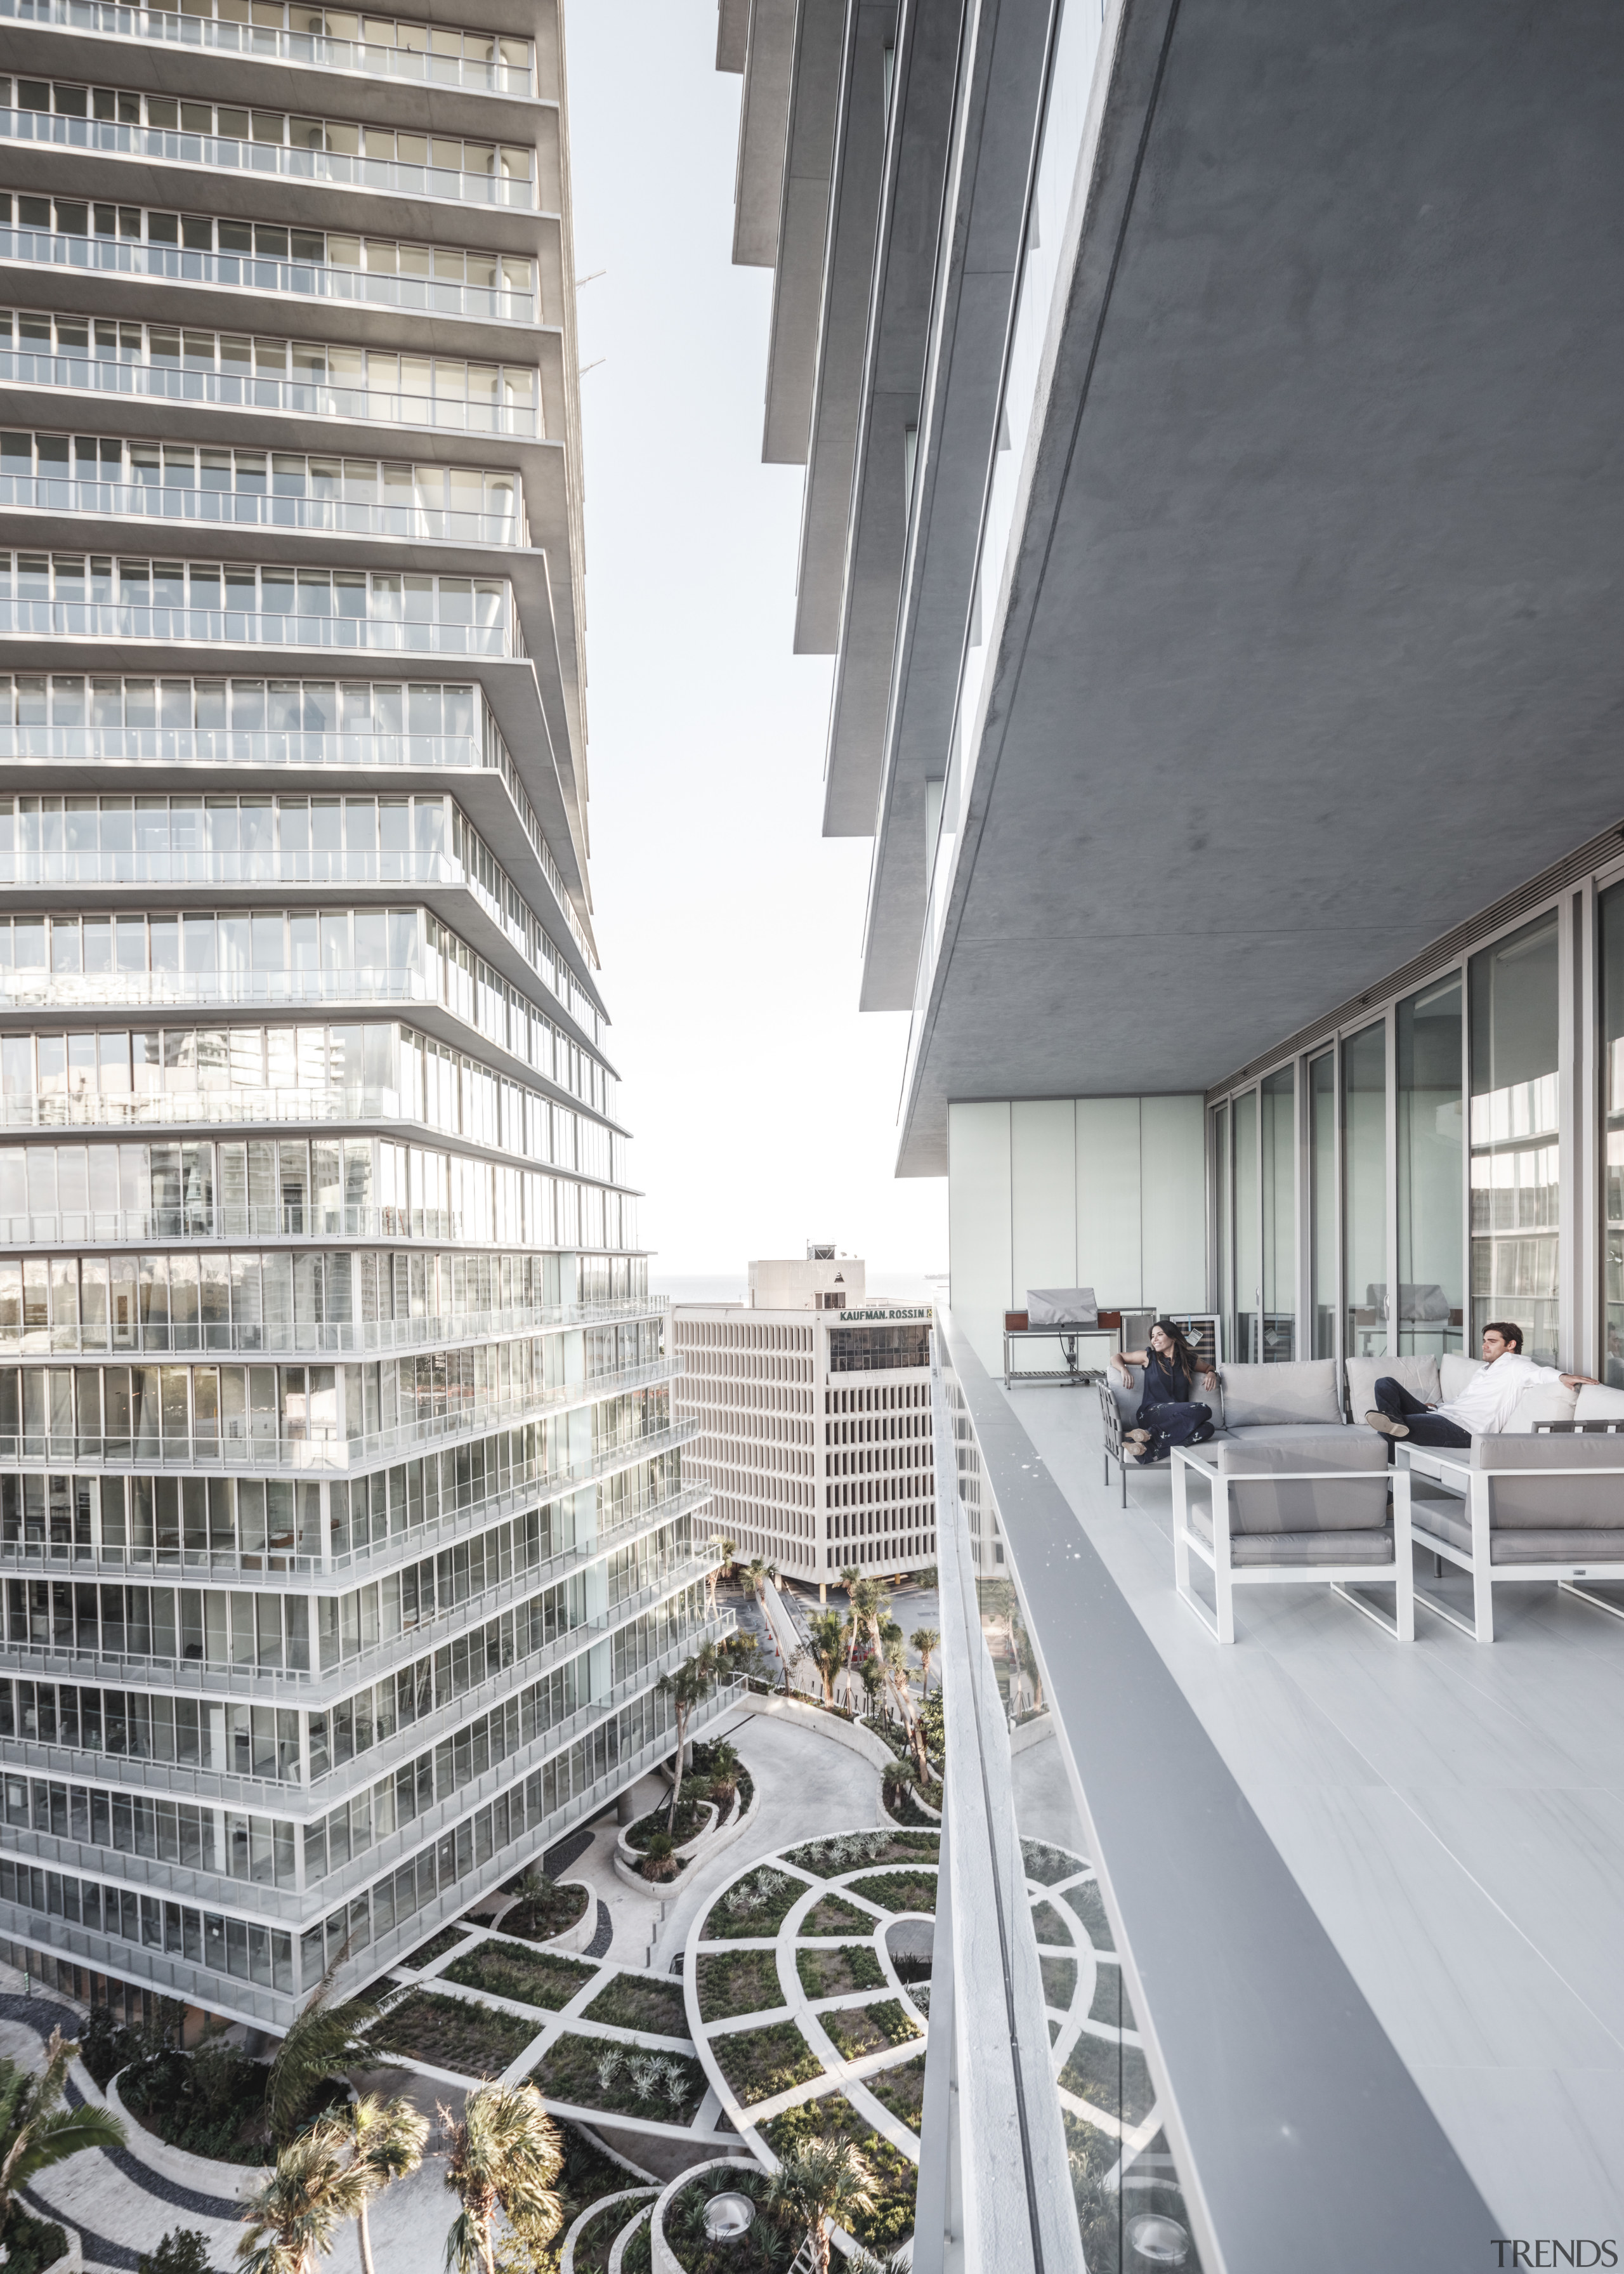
(0, 0), (723, 2031)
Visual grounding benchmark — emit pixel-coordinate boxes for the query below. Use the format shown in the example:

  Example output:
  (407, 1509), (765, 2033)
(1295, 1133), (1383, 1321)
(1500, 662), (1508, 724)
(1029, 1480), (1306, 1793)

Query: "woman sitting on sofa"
(1113, 1320), (1220, 1465)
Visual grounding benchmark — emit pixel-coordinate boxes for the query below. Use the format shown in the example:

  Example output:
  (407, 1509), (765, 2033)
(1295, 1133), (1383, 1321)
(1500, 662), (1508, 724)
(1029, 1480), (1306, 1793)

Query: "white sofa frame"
(1398, 1444), (1624, 1643)
(1172, 1444), (1415, 1645)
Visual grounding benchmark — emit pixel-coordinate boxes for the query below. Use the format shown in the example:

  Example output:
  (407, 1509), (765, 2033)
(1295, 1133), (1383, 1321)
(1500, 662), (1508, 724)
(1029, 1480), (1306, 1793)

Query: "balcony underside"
(895, 0), (1624, 1173)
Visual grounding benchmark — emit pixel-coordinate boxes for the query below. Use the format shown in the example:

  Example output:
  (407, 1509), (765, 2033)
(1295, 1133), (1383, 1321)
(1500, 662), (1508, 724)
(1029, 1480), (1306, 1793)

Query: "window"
(1261, 1065), (1295, 1362)
(1343, 1022), (1387, 1360)
(1309, 1051), (1336, 1358)
(1470, 914), (1559, 1364)
(1396, 977), (1463, 1355)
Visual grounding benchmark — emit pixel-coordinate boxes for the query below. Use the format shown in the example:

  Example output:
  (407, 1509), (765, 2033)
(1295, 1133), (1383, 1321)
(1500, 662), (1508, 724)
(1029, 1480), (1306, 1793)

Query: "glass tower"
(0, 3), (719, 2028)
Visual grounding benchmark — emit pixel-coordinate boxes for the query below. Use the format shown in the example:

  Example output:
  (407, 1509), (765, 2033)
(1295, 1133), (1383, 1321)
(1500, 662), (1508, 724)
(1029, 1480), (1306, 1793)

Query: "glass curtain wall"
(1260, 1066), (1295, 1360)
(1603, 884), (1624, 1386)
(1212, 1102), (1233, 1359)
(1232, 1088), (1259, 1364)
(1309, 1051), (1336, 1357)
(1396, 977), (1464, 1355)
(1344, 1023), (1387, 1358)
(1469, 914), (1560, 1363)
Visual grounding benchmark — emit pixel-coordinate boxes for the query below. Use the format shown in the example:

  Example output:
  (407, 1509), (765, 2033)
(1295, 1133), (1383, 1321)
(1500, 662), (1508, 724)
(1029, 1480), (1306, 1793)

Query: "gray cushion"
(1217, 1359), (1341, 1429)
(1440, 1352), (1484, 1403)
(1110, 1370), (1224, 1429)
(1469, 1433), (1624, 1526)
(1203, 1431), (1389, 1532)
(1345, 1353), (1439, 1424)
(1188, 1498), (1396, 1566)
(1409, 1499), (1624, 1565)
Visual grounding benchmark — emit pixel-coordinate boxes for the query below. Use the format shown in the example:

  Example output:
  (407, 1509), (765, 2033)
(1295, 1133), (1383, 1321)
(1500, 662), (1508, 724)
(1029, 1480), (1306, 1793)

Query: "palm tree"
(237, 2117), (370, 2274)
(910, 1627), (940, 1697)
(743, 1556), (766, 1605)
(657, 1640), (718, 1827)
(265, 1961), (381, 2146)
(346, 2093), (429, 2274)
(702, 1535), (733, 1615)
(803, 1608), (846, 1705)
(764, 2137), (875, 2274)
(0, 2029), (126, 2237)
(440, 2083), (562, 2274)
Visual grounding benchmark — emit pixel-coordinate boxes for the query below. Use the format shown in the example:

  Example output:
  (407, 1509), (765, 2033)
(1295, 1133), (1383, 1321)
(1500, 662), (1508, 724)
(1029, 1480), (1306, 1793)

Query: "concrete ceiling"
(899, 0), (1624, 1173)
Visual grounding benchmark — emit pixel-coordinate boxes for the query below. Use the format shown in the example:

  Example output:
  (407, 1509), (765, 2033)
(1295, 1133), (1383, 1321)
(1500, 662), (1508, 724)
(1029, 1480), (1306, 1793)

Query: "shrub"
(120, 2039), (272, 2167)
(1, 2207), (70, 2274)
(138, 2231), (218, 2274)
(640, 1830), (683, 1883)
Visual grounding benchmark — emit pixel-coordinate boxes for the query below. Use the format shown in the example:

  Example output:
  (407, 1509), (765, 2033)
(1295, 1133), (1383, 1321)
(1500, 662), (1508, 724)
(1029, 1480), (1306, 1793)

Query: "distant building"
(672, 1248), (935, 1584)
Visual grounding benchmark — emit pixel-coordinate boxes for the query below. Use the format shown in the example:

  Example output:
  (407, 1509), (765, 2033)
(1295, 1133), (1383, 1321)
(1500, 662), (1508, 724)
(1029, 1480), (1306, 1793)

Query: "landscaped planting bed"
(882, 1782), (942, 1829)
(802, 1892), (877, 1937)
(1041, 1956), (1078, 2008)
(696, 1948), (785, 2023)
(763, 2096), (917, 2250)
(531, 2032), (707, 2122)
(625, 1794), (711, 1852)
(703, 1865), (805, 1941)
(1063, 1879), (1115, 1950)
(553, 2120), (636, 2258)
(1031, 1900), (1077, 1947)
(1059, 2033), (1155, 2127)
(499, 1874), (592, 1942)
(569, 2196), (634, 2274)
(118, 2042), (275, 2166)
(708, 2018), (823, 2106)
(406, 1924), (471, 1970)
(1089, 1964), (1135, 2030)
(367, 1988), (539, 2077)
(0, 2205), (69, 2274)
(581, 1973), (690, 2037)
(1021, 1839), (1080, 1886)
(783, 1830), (938, 1877)
(796, 1943), (884, 2000)
(660, 2165), (797, 2274)
(442, 1940), (598, 2013)
(820, 1999), (920, 2061)
(845, 1870), (937, 1916)
(867, 2051), (925, 2133)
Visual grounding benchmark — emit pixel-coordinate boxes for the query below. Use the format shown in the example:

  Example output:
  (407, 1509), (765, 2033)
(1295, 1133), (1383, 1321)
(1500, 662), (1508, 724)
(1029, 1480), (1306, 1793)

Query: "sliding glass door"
(1469, 914), (1559, 1364)
(1344, 1022), (1388, 1358)
(1261, 1066), (1296, 1361)
(1396, 976), (1464, 1355)
(1232, 1089), (1259, 1364)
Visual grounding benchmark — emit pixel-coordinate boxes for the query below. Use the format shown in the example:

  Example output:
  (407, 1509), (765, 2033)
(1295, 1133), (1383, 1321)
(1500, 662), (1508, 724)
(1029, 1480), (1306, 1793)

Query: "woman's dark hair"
(1484, 1320), (1524, 1353)
(1151, 1318), (1202, 1374)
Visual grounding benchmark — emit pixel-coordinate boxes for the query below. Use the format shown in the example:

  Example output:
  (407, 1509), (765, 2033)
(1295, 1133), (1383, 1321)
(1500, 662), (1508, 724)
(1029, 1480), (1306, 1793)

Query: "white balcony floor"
(1004, 1381), (1624, 2243)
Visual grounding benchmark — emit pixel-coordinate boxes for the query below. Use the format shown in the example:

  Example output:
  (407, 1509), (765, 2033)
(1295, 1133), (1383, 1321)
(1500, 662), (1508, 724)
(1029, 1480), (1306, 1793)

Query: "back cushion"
(1440, 1353), (1484, 1403)
(1214, 1432), (1389, 1532)
(1218, 1360), (1341, 1429)
(1345, 1353), (1439, 1421)
(1505, 1381), (1578, 1435)
(1472, 1431), (1624, 1525)
(1575, 1384), (1624, 1424)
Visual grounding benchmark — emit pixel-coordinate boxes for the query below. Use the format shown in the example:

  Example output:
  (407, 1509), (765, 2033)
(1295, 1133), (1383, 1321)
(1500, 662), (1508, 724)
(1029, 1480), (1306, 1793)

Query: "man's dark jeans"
(1373, 1376), (1470, 1448)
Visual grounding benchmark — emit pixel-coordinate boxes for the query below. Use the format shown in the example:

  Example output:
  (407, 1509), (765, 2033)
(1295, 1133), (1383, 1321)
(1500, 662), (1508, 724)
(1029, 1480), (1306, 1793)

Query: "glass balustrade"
(0, 84), (536, 208)
(0, 0), (535, 93)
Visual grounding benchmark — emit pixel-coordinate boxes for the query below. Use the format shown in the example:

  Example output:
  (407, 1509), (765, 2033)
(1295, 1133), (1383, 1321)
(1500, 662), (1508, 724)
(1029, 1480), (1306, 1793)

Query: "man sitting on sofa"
(1365, 1322), (1596, 1446)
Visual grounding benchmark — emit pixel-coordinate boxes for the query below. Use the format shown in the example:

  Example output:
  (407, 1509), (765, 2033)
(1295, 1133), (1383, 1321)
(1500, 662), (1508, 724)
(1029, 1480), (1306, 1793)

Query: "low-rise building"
(672, 1250), (936, 1584)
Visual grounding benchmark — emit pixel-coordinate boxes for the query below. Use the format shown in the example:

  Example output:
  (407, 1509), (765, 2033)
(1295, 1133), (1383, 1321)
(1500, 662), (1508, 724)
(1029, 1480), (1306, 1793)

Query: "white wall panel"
(1076, 1097), (1144, 1305)
(1011, 1100), (1078, 1305)
(948, 1101), (1013, 1374)
(1140, 1094), (1208, 1311)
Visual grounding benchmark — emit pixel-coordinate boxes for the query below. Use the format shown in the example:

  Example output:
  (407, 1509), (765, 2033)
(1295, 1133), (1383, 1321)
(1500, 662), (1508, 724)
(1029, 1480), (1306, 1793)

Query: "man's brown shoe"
(1365, 1409), (1409, 1440)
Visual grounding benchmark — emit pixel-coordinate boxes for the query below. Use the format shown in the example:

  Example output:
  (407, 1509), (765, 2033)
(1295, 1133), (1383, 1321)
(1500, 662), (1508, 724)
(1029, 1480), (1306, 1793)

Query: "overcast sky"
(561, 1), (948, 1287)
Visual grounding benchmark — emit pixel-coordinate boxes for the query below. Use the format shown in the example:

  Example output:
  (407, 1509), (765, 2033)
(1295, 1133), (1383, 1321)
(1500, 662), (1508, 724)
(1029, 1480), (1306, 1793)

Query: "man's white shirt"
(1436, 1352), (1563, 1436)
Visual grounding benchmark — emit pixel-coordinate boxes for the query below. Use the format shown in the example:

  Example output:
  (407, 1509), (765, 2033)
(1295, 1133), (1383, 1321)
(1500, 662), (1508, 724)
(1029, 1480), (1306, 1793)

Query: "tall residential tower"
(0, 0), (721, 2033)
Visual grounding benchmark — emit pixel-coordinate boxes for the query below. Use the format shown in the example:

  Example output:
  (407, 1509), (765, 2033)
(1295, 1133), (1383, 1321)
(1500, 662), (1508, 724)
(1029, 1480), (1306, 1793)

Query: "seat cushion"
(1217, 1360), (1342, 1429)
(1188, 1498), (1396, 1566)
(1205, 1431), (1389, 1532)
(1410, 1499), (1624, 1565)
(1469, 1431), (1624, 1525)
(1345, 1353), (1439, 1423)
